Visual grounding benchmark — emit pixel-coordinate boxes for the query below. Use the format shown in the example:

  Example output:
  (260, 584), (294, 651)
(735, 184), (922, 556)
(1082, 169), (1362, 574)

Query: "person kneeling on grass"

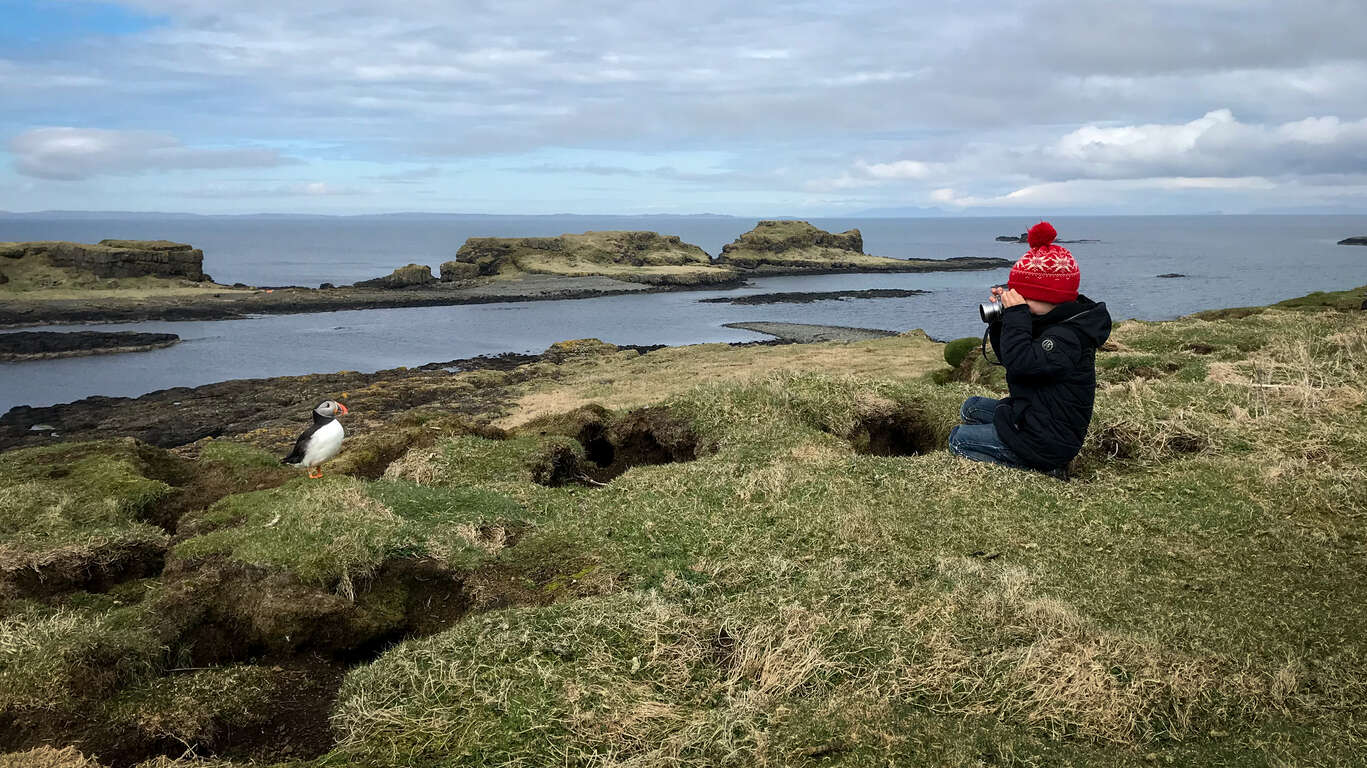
(948, 221), (1113, 478)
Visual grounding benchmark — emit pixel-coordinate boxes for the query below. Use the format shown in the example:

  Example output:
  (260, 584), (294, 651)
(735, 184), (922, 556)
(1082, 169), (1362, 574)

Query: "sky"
(2, 0), (1366, 216)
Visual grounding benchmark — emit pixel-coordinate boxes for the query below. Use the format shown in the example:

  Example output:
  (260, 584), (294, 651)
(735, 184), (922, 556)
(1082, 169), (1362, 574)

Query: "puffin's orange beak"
(337, 403), (349, 415)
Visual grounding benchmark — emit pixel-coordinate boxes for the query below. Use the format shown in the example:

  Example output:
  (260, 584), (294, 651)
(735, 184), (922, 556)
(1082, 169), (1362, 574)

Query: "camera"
(979, 297), (1004, 324)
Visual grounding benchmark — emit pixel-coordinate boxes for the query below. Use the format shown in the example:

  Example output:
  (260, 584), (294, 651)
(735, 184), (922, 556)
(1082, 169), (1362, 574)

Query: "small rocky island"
(721, 220), (1009, 274)
(995, 232), (1099, 244)
(442, 231), (735, 286)
(0, 330), (180, 361)
(1339, 236), (1367, 246)
(1, 222), (1011, 327)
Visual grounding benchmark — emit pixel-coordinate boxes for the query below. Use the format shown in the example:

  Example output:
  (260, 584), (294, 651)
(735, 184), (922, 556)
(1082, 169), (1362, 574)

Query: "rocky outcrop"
(0, 331), (180, 361)
(0, 239), (207, 281)
(440, 260), (481, 281)
(1338, 236), (1367, 246)
(718, 220), (863, 270)
(995, 233), (1099, 244)
(719, 221), (1012, 274)
(353, 264), (438, 289)
(449, 231), (733, 286)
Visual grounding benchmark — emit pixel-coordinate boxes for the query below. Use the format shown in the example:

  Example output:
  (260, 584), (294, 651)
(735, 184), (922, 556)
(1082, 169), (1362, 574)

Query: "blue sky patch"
(0, 0), (162, 46)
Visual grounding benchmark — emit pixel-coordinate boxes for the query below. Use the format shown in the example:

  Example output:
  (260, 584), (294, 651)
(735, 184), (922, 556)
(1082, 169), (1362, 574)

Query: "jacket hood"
(1035, 294), (1112, 348)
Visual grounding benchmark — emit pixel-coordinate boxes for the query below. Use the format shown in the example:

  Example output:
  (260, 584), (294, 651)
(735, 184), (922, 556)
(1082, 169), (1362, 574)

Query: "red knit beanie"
(1008, 221), (1079, 304)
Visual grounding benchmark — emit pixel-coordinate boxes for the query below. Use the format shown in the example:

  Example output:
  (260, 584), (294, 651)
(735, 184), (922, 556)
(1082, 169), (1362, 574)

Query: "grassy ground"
(2, 285), (1365, 767)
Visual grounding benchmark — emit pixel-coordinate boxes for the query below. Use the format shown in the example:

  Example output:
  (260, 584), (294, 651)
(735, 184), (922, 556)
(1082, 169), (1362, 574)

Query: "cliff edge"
(0, 239), (208, 290)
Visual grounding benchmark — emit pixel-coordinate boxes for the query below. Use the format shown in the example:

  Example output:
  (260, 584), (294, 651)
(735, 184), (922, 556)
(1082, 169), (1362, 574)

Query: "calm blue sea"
(1, 213), (1364, 412)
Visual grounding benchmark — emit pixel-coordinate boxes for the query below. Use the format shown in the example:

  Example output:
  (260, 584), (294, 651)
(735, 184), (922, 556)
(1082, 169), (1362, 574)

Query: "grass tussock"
(172, 477), (523, 589)
(0, 441), (173, 597)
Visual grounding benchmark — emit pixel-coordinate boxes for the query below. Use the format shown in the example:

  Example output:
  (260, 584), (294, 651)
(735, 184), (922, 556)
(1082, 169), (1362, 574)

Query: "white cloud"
(1034, 110), (1367, 180)
(10, 127), (292, 180)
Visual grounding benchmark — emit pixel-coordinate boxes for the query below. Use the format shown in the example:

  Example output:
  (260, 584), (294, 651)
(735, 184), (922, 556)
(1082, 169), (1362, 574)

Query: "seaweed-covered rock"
(0, 331), (180, 361)
(353, 264), (437, 289)
(542, 338), (621, 364)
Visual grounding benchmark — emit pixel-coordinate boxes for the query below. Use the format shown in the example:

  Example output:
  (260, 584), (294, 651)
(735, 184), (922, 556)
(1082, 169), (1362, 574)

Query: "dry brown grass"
(0, 746), (102, 768)
(502, 333), (944, 428)
(891, 557), (1263, 746)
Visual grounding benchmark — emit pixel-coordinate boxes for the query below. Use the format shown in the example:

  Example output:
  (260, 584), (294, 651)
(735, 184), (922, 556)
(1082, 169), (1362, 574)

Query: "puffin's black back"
(281, 410), (335, 465)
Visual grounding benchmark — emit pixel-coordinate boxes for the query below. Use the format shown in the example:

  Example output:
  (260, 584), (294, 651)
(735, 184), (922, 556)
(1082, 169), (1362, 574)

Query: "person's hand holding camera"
(989, 286), (1026, 308)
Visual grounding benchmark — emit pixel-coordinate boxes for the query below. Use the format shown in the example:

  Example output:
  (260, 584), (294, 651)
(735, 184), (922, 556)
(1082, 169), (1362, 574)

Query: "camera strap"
(980, 326), (1004, 367)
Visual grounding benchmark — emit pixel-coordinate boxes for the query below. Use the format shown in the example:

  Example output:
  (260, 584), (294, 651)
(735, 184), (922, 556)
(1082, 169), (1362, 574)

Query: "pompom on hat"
(1008, 221), (1079, 304)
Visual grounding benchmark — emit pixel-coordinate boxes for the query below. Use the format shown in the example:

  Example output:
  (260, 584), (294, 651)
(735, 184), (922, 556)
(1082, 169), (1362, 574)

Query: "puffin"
(281, 399), (349, 478)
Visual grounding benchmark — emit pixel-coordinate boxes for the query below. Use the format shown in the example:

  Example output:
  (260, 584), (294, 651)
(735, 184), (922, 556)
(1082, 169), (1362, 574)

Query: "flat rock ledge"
(0, 331), (180, 361)
(723, 321), (898, 343)
(1338, 236), (1367, 246)
(700, 288), (929, 305)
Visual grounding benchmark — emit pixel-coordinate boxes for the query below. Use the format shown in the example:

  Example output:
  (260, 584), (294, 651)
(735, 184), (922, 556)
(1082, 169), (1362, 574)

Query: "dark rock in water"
(1157, 273), (1187, 278)
(1338, 236), (1367, 246)
(996, 233), (1101, 244)
(319, 282), (335, 290)
(353, 263), (438, 289)
(0, 331), (180, 361)
(699, 288), (929, 305)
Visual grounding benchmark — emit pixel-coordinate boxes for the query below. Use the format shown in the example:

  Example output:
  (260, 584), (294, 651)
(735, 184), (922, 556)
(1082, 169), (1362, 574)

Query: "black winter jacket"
(988, 295), (1112, 470)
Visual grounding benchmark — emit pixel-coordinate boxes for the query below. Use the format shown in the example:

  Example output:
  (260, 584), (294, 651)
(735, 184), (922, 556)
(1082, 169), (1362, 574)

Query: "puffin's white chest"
(301, 419), (344, 467)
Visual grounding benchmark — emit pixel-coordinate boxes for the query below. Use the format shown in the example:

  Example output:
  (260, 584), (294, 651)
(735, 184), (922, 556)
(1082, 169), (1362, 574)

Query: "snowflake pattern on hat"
(1008, 222), (1080, 304)
(1021, 244), (1078, 273)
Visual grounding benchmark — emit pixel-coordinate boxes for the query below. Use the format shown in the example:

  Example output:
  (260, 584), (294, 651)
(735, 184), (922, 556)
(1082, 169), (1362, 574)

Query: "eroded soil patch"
(4, 534), (613, 768)
(526, 404), (701, 486)
(845, 404), (939, 457)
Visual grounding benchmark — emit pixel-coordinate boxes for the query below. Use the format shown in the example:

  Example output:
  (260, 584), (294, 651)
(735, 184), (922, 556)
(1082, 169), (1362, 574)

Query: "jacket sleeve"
(996, 305), (1082, 380)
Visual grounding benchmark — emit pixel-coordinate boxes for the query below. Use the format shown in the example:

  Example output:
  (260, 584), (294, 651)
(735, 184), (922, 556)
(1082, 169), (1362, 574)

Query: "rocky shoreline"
(0, 330), (180, 361)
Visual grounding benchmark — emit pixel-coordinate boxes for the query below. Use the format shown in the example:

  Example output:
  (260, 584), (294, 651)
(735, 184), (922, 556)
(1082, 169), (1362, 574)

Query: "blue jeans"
(948, 396), (1028, 469)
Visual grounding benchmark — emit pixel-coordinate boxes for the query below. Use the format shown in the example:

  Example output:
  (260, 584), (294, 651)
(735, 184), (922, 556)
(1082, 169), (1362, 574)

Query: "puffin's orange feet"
(308, 467), (324, 479)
